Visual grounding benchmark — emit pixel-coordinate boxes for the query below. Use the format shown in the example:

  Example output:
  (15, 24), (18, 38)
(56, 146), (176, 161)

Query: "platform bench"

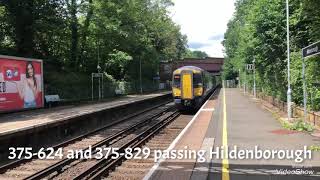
(45, 94), (61, 107)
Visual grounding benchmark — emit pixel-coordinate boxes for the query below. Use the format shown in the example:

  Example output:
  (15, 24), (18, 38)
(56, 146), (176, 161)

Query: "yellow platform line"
(222, 86), (230, 180)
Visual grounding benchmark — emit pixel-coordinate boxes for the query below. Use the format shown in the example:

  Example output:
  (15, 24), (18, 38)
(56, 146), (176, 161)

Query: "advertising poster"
(0, 55), (43, 112)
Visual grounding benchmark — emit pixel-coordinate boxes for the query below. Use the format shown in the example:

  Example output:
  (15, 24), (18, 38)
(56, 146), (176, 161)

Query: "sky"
(170, 0), (235, 57)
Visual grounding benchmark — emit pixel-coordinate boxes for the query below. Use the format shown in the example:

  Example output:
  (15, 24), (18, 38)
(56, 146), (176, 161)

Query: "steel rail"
(74, 111), (180, 180)
(23, 105), (175, 180)
(0, 100), (170, 173)
(75, 86), (220, 180)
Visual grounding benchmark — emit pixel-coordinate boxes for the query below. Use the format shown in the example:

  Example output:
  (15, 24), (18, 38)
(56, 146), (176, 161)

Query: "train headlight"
(194, 87), (203, 96)
(172, 87), (181, 97)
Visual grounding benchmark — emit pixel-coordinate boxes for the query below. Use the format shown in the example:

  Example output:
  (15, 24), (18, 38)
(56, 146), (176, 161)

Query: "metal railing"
(245, 89), (320, 127)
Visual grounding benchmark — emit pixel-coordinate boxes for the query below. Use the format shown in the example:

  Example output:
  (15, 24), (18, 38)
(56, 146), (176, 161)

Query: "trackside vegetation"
(223, 0), (320, 111)
(0, 0), (207, 100)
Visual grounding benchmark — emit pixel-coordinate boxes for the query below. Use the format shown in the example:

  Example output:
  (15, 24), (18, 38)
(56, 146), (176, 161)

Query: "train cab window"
(193, 73), (202, 88)
(173, 75), (180, 87)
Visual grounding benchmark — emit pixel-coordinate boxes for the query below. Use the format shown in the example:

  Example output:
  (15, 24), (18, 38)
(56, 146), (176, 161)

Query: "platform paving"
(0, 92), (170, 136)
(144, 88), (320, 180)
(144, 90), (219, 180)
(209, 88), (320, 180)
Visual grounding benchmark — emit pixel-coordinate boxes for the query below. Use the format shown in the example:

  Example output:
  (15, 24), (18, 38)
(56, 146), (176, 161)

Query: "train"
(172, 66), (219, 110)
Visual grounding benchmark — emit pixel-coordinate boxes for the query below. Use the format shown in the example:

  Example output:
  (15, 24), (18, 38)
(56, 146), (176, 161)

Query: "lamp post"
(244, 65), (247, 94)
(253, 58), (256, 98)
(97, 64), (102, 100)
(286, 0), (292, 120)
(97, 41), (101, 100)
(238, 69), (241, 89)
(139, 57), (142, 94)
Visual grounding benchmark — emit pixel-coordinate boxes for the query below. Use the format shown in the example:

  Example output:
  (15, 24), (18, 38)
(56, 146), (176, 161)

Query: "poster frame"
(0, 54), (44, 113)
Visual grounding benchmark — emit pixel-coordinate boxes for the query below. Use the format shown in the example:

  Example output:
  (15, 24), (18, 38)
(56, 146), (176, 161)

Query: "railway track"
(71, 110), (180, 180)
(106, 114), (192, 180)
(0, 101), (175, 180)
(104, 87), (220, 180)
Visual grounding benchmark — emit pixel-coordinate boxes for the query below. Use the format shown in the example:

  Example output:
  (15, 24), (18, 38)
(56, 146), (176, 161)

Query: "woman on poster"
(14, 62), (40, 108)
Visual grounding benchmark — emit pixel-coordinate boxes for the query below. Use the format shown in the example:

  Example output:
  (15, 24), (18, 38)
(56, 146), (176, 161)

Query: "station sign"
(302, 41), (320, 58)
(0, 55), (44, 112)
(246, 64), (254, 71)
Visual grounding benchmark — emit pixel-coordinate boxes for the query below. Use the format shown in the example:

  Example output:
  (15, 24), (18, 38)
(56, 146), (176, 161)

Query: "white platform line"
(201, 108), (215, 112)
(143, 93), (215, 180)
(189, 138), (215, 180)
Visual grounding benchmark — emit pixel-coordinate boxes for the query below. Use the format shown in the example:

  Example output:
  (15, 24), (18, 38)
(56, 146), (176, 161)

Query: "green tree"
(0, 0), (188, 98)
(183, 49), (208, 59)
(223, 0), (320, 110)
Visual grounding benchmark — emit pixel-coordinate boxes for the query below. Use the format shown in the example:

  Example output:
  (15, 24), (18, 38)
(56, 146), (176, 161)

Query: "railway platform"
(144, 88), (320, 180)
(0, 91), (170, 136)
(0, 91), (171, 165)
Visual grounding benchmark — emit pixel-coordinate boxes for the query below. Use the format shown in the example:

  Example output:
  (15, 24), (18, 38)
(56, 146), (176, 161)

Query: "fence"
(45, 77), (167, 102)
(224, 80), (237, 88)
(254, 90), (320, 127)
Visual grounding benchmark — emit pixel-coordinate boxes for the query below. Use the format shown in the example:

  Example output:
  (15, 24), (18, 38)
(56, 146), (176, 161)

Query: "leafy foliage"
(282, 119), (314, 132)
(308, 145), (320, 152)
(223, 0), (320, 110)
(183, 49), (209, 59)
(0, 0), (188, 99)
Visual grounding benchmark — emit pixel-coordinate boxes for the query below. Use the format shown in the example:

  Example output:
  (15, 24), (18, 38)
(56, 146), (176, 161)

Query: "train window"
(173, 75), (180, 87)
(193, 73), (202, 87)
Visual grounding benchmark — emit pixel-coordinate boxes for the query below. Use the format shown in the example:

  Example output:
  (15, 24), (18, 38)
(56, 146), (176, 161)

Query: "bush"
(283, 119), (315, 132)
(45, 71), (118, 100)
(44, 70), (161, 101)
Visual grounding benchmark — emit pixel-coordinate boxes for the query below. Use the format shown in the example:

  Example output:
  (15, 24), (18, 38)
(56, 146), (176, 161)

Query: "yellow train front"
(172, 66), (216, 110)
